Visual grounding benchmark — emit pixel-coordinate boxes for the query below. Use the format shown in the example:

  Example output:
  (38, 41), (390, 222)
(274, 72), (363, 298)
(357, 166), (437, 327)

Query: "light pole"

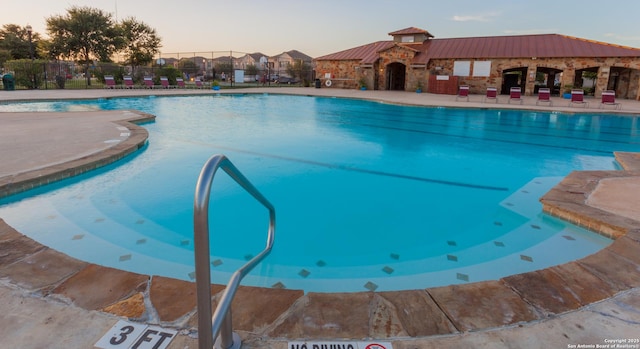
(26, 24), (36, 88)
(26, 24), (33, 59)
(229, 51), (233, 87)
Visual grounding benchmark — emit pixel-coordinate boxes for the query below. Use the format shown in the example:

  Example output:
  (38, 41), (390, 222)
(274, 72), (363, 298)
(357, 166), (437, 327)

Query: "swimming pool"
(0, 94), (634, 292)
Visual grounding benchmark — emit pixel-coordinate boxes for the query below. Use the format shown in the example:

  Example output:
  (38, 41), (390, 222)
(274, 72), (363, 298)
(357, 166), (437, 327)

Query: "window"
(453, 61), (471, 76)
(473, 61), (491, 77)
(401, 36), (415, 43)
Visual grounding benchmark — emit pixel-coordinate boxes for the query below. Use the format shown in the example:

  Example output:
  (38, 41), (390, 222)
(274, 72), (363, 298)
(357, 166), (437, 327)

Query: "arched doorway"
(386, 62), (406, 90)
(608, 67), (640, 99)
(535, 67), (562, 95)
(575, 67), (599, 96)
(501, 67), (527, 94)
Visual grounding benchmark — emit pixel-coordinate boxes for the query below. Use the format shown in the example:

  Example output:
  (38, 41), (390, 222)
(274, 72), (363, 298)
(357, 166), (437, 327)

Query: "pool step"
(499, 176), (564, 218)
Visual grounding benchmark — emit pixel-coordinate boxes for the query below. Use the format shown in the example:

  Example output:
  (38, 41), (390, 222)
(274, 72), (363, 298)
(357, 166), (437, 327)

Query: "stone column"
(525, 65), (537, 96)
(562, 67), (576, 95)
(596, 66), (610, 97)
(630, 69), (640, 100)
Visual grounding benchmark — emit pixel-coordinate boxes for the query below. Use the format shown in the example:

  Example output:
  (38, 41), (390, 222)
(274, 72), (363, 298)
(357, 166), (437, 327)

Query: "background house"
(236, 52), (269, 69)
(269, 50), (313, 80)
(149, 48), (314, 84)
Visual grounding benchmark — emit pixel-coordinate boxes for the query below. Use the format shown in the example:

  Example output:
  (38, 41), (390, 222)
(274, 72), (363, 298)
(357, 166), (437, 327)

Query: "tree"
(286, 59), (312, 85)
(119, 17), (161, 77)
(4, 59), (46, 89)
(244, 64), (259, 82)
(155, 66), (180, 85)
(215, 62), (232, 79)
(0, 50), (11, 67)
(178, 59), (198, 76)
(245, 64), (258, 76)
(0, 24), (42, 61)
(46, 6), (124, 85)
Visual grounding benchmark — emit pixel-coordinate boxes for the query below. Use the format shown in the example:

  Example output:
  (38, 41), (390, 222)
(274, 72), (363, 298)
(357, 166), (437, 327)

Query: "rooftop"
(315, 27), (640, 65)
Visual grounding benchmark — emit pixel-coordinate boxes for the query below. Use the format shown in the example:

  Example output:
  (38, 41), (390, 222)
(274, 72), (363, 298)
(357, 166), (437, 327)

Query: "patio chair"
(160, 76), (170, 89)
(508, 87), (523, 104)
(456, 85), (470, 101)
(143, 76), (154, 89)
(104, 75), (116, 89)
(484, 87), (498, 103)
(176, 78), (185, 88)
(569, 89), (589, 108)
(123, 76), (134, 89)
(536, 88), (553, 106)
(195, 78), (204, 89)
(599, 90), (621, 110)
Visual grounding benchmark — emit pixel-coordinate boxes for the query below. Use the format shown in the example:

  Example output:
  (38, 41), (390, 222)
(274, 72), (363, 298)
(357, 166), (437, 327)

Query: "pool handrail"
(194, 154), (276, 349)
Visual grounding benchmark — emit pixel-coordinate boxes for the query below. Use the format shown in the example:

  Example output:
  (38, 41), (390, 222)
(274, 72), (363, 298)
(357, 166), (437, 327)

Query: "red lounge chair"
(143, 76), (154, 89)
(484, 87), (498, 103)
(456, 85), (470, 101)
(569, 89), (589, 108)
(600, 90), (621, 110)
(160, 76), (170, 89)
(195, 79), (204, 89)
(104, 75), (116, 89)
(123, 76), (134, 89)
(176, 78), (185, 88)
(508, 87), (523, 104)
(536, 88), (553, 106)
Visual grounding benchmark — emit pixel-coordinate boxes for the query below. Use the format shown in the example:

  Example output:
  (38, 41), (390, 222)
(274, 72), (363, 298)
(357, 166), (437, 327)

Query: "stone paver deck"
(0, 88), (639, 348)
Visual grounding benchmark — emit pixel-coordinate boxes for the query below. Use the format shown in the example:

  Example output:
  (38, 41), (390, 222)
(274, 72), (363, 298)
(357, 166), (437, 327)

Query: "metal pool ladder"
(194, 154), (276, 349)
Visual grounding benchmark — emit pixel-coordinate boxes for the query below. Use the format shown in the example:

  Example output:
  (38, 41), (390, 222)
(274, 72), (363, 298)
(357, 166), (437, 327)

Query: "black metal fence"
(1, 60), (118, 90)
(2, 54), (315, 90)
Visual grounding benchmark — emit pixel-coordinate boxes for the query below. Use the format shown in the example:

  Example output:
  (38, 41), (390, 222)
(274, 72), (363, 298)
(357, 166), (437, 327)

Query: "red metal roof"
(424, 34), (640, 59)
(388, 27), (434, 38)
(315, 41), (395, 62)
(315, 34), (640, 64)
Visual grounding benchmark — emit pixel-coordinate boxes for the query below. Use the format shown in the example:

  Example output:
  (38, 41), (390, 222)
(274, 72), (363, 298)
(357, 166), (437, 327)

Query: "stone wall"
(409, 66), (428, 91)
(629, 70), (640, 100)
(378, 45), (420, 91)
(431, 57), (640, 99)
(314, 60), (360, 89)
(315, 54), (640, 100)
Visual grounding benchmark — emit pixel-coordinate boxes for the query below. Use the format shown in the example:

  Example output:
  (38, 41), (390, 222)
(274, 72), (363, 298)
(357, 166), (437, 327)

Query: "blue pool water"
(0, 94), (635, 292)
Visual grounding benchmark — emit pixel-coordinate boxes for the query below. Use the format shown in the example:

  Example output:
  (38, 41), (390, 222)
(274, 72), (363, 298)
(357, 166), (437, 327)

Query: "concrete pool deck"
(1, 87), (640, 348)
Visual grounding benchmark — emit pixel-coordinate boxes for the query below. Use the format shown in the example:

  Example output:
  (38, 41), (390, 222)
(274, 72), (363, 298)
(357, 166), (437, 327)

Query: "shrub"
(4, 59), (45, 89)
(154, 66), (181, 85)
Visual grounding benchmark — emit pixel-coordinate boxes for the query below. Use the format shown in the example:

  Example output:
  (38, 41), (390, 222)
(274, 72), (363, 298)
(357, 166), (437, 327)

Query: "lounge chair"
(160, 76), (170, 89)
(104, 75), (116, 89)
(484, 87), (498, 103)
(176, 78), (185, 88)
(599, 90), (621, 110)
(569, 89), (589, 108)
(456, 85), (470, 101)
(536, 88), (553, 106)
(195, 78), (204, 89)
(123, 76), (134, 89)
(143, 76), (154, 89)
(508, 87), (523, 104)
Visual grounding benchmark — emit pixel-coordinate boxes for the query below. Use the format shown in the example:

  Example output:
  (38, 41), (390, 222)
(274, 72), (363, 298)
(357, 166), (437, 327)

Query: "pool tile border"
(0, 110), (639, 343)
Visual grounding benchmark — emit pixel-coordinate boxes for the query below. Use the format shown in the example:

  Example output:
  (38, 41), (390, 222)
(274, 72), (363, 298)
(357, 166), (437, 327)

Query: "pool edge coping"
(0, 110), (154, 200)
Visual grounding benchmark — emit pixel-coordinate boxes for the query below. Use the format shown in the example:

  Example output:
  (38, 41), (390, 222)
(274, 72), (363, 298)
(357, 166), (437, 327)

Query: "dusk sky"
(2, 0), (639, 58)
